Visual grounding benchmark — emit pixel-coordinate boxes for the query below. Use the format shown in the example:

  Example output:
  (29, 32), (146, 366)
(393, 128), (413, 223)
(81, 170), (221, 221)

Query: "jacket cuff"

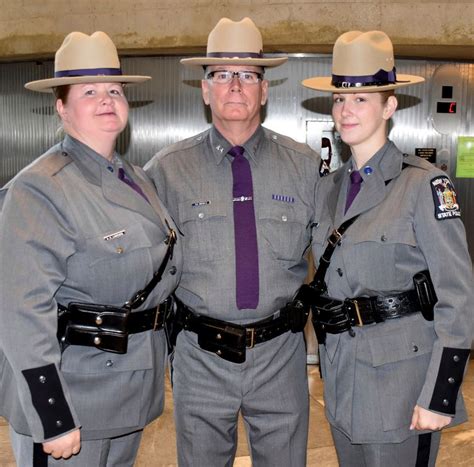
(428, 347), (470, 414)
(22, 363), (76, 439)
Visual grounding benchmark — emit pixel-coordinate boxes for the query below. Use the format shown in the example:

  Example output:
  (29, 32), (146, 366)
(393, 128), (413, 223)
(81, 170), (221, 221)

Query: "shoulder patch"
(430, 176), (461, 220)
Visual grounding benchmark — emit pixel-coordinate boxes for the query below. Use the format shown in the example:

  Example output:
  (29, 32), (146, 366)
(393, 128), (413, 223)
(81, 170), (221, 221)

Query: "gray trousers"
(331, 425), (442, 467)
(172, 330), (309, 467)
(10, 426), (143, 467)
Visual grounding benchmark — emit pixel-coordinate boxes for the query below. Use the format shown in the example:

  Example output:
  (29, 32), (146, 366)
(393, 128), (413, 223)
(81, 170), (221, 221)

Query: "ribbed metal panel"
(1, 55), (473, 251)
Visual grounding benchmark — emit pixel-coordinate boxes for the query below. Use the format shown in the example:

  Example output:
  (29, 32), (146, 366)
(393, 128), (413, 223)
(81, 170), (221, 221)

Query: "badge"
(103, 229), (126, 241)
(430, 176), (461, 220)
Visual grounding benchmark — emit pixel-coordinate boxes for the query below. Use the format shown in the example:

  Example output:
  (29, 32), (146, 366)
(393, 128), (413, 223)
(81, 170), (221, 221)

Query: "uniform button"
(56, 420), (63, 428)
(94, 336), (101, 345)
(381, 234), (387, 242)
(216, 333), (222, 340)
(95, 316), (103, 326)
(272, 134), (277, 140)
(107, 166), (114, 173)
(336, 268), (343, 277)
(106, 360), (114, 367)
(216, 350), (222, 356)
(448, 377), (455, 384)
(116, 247), (124, 254)
(39, 376), (46, 383)
(198, 212), (204, 219)
(61, 151), (68, 157)
(48, 398), (55, 405)
(442, 399), (449, 407)
(196, 136), (202, 141)
(453, 355), (460, 362)
(169, 266), (177, 275)
(412, 345), (419, 352)
(281, 215), (288, 222)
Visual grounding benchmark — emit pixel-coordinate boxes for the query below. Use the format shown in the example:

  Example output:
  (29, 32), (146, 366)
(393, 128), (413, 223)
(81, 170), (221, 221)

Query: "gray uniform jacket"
(145, 125), (319, 322)
(0, 135), (183, 443)
(312, 140), (473, 443)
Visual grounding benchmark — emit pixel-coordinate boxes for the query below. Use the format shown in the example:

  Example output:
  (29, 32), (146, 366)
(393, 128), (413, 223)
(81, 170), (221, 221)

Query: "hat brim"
(302, 74), (424, 93)
(25, 75), (151, 93)
(180, 56), (288, 68)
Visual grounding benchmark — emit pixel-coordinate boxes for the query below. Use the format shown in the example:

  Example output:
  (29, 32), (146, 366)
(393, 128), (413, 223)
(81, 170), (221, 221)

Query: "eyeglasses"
(205, 70), (264, 85)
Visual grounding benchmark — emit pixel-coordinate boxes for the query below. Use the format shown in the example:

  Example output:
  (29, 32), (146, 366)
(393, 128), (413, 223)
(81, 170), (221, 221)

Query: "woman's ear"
(383, 95), (398, 120)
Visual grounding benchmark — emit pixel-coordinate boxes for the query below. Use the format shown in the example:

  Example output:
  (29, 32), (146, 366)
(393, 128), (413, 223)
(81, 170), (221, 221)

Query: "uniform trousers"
(331, 425), (442, 467)
(172, 329), (309, 467)
(10, 426), (143, 467)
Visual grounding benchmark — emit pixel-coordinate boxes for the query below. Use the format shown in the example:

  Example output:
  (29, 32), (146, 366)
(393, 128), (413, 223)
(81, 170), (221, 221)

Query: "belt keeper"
(353, 299), (363, 327)
(153, 308), (161, 331)
(246, 328), (255, 349)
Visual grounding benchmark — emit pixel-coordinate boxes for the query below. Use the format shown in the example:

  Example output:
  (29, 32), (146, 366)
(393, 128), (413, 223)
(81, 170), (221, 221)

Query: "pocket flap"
(178, 200), (227, 224)
(369, 321), (435, 367)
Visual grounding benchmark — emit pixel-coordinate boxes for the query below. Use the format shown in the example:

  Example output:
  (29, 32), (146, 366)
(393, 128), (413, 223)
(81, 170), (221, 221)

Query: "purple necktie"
(118, 167), (149, 203)
(229, 146), (259, 310)
(345, 170), (363, 213)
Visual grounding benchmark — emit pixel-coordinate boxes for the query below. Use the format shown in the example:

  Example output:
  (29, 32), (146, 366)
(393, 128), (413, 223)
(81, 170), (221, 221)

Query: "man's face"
(201, 65), (268, 128)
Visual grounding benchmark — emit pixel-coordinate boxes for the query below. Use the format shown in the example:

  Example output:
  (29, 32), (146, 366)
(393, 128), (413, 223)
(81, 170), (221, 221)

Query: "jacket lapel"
(341, 142), (403, 222)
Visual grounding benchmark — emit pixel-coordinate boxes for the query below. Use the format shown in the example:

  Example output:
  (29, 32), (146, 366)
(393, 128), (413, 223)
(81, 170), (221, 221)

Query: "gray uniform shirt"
(145, 125), (319, 322)
(312, 141), (473, 443)
(0, 135), (183, 442)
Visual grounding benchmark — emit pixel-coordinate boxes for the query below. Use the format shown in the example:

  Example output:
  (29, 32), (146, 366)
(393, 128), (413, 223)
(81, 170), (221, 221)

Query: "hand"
(410, 405), (452, 431)
(42, 429), (81, 459)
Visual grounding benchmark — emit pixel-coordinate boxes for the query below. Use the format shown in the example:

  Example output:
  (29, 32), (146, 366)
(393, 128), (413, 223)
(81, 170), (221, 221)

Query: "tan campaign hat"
(302, 30), (424, 93)
(180, 17), (287, 68)
(25, 31), (151, 93)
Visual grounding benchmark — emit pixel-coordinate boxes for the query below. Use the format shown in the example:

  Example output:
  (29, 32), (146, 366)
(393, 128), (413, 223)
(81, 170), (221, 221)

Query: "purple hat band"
(206, 51), (263, 58)
(54, 67), (122, 78)
(332, 67), (398, 88)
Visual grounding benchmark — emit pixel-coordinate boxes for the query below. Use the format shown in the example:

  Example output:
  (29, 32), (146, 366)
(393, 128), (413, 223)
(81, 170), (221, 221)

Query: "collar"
(62, 135), (124, 185)
(337, 140), (401, 185)
(209, 125), (264, 165)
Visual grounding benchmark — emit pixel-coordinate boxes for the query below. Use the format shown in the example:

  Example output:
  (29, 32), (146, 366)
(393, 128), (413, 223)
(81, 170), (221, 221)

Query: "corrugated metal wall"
(1, 55), (473, 253)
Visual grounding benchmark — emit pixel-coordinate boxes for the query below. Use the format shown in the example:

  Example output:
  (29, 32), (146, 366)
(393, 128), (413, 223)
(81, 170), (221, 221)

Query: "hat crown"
(55, 31), (120, 72)
(332, 30), (395, 77)
(207, 17), (263, 56)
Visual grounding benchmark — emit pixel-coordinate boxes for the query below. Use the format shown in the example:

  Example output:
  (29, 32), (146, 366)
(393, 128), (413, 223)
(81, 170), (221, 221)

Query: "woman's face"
(56, 82), (129, 142)
(331, 92), (396, 151)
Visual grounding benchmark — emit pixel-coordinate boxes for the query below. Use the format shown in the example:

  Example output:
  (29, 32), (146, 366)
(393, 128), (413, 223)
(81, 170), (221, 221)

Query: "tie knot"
(350, 170), (363, 185)
(228, 145), (245, 158)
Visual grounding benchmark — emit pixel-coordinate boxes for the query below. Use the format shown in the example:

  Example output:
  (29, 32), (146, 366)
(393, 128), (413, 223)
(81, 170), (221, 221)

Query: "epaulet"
(2, 145), (72, 191)
(401, 153), (433, 171)
(156, 129), (210, 160)
(263, 128), (317, 159)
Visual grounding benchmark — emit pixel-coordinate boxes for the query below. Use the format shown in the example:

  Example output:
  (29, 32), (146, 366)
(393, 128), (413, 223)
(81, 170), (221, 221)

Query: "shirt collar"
(209, 125), (264, 165)
(348, 140), (393, 180)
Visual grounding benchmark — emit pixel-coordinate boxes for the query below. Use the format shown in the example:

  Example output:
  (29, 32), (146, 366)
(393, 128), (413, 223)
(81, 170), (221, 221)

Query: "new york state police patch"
(430, 176), (461, 220)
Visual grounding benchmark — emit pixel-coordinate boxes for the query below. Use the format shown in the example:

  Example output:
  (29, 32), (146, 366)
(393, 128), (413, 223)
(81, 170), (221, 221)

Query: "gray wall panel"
(1, 55), (473, 253)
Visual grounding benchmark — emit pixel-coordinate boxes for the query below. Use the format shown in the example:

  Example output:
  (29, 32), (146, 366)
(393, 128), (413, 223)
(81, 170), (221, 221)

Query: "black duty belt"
(175, 301), (307, 364)
(58, 297), (173, 354)
(313, 289), (420, 335)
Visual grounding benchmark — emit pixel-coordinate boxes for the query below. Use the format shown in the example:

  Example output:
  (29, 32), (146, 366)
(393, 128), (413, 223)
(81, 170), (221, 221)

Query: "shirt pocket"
(344, 218), (417, 290)
(259, 203), (310, 261)
(87, 223), (153, 268)
(178, 200), (228, 262)
(368, 320), (435, 432)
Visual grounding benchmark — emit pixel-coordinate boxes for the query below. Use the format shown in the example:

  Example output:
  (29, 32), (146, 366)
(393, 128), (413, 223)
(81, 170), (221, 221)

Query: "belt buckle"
(153, 307), (162, 331)
(246, 328), (255, 349)
(328, 229), (343, 247)
(353, 300), (363, 327)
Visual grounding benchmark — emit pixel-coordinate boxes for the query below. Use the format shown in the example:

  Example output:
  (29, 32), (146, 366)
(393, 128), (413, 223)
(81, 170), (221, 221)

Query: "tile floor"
(1, 360), (473, 466)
